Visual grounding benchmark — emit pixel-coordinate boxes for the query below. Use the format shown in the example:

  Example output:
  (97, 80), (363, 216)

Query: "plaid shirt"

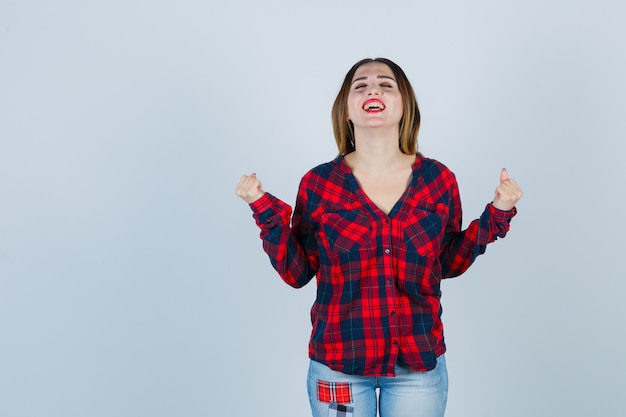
(250, 156), (516, 377)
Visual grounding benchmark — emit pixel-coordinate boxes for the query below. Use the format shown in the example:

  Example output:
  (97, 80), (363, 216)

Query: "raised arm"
(236, 173), (319, 288)
(440, 169), (523, 278)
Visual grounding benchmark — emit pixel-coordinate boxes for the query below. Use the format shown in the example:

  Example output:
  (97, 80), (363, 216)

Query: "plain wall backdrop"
(1, 1), (625, 416)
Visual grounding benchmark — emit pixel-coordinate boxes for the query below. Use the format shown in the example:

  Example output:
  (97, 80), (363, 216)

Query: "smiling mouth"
(362, 99), (385, 112)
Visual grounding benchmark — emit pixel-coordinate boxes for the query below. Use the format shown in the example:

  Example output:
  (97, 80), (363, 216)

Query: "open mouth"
(362, 99), (385, 113)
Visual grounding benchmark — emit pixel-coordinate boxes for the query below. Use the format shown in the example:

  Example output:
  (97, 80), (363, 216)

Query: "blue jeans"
(307, 355), (448, 417)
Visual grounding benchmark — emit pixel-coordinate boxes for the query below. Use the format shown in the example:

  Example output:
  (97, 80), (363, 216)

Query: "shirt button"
(390, 311), (396, 316)
(387, 279), (393, 285)
(384, 248), (391, 254)
(393, 340), (399, 346)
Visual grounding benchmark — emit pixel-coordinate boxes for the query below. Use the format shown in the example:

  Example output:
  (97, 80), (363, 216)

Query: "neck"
(348, 127), (413, 174)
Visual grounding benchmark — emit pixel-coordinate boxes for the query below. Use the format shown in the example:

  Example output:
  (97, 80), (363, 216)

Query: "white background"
(1, 1), (625, 416)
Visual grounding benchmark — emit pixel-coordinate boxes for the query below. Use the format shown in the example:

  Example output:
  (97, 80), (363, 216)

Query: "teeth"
(364, 101), (385, 110)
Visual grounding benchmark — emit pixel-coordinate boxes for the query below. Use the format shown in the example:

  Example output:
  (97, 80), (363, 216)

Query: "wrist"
(246, 191), (266, 205)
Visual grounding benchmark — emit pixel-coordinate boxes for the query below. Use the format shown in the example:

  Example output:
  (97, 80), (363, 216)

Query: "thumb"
(500, 168), (509, 183)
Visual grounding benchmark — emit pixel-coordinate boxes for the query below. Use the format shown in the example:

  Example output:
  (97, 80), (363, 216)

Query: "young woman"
(235, 58), (523, 417)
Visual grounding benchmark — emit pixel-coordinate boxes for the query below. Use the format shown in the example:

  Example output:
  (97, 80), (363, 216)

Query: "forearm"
(251, 193), (317, 288)
(440, 203), (516, 278)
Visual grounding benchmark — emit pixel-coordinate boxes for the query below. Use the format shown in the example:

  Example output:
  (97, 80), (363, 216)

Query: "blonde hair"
(331, 58), (421, 156)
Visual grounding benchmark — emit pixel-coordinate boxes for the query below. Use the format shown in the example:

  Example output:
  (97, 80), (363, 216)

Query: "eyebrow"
(351, 75), (397, 85)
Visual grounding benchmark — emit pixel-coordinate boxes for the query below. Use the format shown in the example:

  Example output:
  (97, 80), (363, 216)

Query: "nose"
(367, 86), (381, 95)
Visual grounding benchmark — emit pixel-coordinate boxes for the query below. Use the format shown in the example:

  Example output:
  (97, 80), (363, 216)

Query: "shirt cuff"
(488, 203), (517, 220)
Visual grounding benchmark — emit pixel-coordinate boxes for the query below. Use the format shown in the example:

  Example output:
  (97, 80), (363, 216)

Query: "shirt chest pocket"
(320, 210), (372, 255)
(403, 202), (449, 257)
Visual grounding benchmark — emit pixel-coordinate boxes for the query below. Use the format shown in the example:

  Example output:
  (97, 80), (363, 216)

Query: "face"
(347, 62), (404, 130)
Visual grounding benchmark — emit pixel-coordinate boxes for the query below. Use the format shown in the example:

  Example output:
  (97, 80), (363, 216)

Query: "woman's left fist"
(492, 168), (523, 211)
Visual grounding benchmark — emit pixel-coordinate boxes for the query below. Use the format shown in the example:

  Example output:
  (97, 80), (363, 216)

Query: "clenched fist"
(492, 168), (523, 211)
(235, 173), (265, 204)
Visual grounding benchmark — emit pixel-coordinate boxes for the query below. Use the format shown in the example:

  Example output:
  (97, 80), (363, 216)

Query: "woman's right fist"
(235, 173), (265, 204)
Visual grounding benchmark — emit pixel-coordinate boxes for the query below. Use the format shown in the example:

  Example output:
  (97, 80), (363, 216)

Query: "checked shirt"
(250, 155), (516, 377)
